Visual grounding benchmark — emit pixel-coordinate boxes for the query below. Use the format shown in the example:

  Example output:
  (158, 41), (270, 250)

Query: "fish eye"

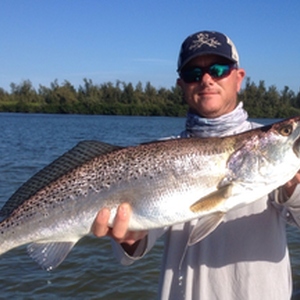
(279, 124), (293, 136)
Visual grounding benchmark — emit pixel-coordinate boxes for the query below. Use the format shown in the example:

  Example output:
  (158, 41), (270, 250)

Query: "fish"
(1, 116), (300, 271)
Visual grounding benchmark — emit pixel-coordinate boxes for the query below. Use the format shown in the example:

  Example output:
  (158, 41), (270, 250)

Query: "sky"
(1, 0), (300, 93)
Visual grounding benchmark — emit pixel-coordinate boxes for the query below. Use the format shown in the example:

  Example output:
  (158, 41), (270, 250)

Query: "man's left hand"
(284, 170), (300, 197)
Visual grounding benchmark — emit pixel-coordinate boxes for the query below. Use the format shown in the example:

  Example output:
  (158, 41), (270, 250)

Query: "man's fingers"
(112, 203), (131, 241)
(91, 203), (140, 246)
(122, 230), (148, 246)
(92, 208), (111, 237)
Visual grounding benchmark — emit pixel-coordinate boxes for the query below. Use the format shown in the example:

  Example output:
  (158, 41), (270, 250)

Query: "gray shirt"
(112, 117), (299, 300)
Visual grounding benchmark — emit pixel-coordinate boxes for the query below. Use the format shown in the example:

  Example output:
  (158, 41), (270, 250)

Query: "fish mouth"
(293, 136), (300, 157)
(293, 120), (300, 157)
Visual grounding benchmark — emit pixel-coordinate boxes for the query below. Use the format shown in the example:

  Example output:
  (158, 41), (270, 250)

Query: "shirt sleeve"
(111, 227), (167, 266)
(273, 184), (300, 227)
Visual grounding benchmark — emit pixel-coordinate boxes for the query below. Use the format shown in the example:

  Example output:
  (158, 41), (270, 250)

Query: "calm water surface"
(0, 113), (299, 299)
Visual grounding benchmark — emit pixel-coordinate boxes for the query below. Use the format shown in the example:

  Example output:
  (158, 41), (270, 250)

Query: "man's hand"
(92, 203), (147, 247)
(284, 170), (300, 197)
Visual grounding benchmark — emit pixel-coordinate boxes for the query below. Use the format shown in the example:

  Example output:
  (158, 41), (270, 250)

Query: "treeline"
(0, 79), (187, 117)
(0, 77), (299, 118)
(240, 78), (300, 118)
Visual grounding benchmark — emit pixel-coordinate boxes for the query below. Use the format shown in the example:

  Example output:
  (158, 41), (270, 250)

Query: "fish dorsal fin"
(27, 241), (76, 271)
(0, 140), (122, 218)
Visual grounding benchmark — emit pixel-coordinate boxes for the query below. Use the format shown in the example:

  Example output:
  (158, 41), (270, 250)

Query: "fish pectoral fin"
(190, 184), (233, 213)
(188, 212), (225, 246)
(27, 241), (76, 271)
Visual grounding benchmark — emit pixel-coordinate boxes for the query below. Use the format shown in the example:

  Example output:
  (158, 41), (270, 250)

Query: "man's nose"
(200, 72), (214, 85)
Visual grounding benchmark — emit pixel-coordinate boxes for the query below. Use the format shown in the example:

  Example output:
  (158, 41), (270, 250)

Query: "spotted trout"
(1, 116), (300, 271)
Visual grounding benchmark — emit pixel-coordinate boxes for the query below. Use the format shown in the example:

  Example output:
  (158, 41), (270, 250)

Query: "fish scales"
(0, 138), (232, 249)
(1, 116), (300, 270)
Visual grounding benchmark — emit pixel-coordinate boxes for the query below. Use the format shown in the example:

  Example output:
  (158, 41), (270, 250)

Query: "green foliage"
(240, 78), (300, 118)
(0, 77), (299, 118)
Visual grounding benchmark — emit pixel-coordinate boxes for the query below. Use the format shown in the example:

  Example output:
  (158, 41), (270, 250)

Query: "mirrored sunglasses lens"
(181, 68), (203, 83)
(209, 65), (230, 78)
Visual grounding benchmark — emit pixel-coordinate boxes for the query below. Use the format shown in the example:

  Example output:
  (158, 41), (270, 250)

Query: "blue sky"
(1, 0), (300, 93)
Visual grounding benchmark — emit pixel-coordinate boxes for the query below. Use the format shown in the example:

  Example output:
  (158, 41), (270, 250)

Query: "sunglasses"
(180, 63), (238, 83)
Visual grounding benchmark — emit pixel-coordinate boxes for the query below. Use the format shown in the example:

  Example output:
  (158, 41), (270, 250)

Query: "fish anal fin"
(188, 212), (225, 246)
(190, 184), (233, 213)
(27, 241), (76, 271)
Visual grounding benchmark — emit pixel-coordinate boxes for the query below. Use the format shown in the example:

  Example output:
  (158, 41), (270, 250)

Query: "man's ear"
(236, 68), (246, 92)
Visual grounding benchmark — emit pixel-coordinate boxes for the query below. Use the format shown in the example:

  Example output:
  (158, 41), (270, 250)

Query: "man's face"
(177, 55), (245, 118)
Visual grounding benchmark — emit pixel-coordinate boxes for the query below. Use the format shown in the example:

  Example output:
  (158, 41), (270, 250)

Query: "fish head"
(290, 117), (300, 157)
(259, 116), (300, 169)
(258, 116), (300, 182)
(227, 116), (300, 186)
(272, 116), (300, 158)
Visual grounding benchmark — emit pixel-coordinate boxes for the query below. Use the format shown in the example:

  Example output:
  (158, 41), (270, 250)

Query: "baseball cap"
(177, 31), (239, 72)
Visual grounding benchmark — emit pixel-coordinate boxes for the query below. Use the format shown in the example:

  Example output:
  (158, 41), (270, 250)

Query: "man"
(92, 31), (300, 299)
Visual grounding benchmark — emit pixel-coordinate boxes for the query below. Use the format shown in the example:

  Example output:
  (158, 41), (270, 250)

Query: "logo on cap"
(189, 33), (221, 51)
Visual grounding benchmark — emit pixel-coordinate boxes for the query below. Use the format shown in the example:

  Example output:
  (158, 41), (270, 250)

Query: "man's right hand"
(92, 203), (148, 251)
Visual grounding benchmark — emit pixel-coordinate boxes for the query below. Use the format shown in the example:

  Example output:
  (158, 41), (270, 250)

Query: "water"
(0, 113), (184, 300)
(0, 113), (299, 299)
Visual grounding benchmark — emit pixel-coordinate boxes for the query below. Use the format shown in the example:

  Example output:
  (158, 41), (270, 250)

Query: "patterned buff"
(184, 102), (249, 138)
